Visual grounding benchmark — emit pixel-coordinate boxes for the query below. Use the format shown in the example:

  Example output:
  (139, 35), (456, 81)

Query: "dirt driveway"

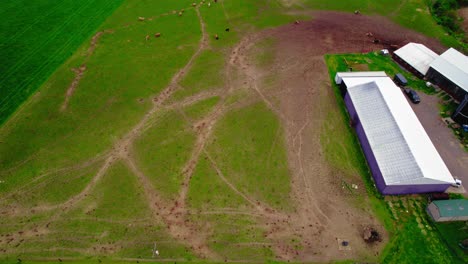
(406, 92), (468, 193)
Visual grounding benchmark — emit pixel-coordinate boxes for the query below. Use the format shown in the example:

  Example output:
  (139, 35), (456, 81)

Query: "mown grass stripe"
(0, 0), (123, 125)
(0, 0), (112, 113)
(0, 0), (27, 18)
(0, 0), (96, 84)
(1, 0), (72, 44)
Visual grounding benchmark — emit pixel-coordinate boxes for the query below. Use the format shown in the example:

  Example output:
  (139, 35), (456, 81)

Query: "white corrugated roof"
(335, 71), (386, 84)
(394, 43), (439, 75)
(430, 48), (468, 93)
(336, 72), (454, 185)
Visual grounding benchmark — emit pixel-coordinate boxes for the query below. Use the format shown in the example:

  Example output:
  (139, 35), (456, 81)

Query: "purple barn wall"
(384, 184), (451, 194)
(344, 93), (388, 193)
(344, 92), (451, 195)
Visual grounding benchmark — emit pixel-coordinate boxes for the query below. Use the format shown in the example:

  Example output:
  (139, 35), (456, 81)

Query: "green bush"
(430, 0), (464, 37)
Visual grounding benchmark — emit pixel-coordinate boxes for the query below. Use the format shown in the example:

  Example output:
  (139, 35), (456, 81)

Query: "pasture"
(0, 0), (125, 125)
(0, 0), (466, 263)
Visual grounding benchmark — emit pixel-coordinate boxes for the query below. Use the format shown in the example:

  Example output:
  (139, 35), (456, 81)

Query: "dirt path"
(201, 11), (446, 261)
(2, 5), (219, 259)
(124, 156), (220, 260)
(164, 89), (223, 110)
(67, 6), (209, 213)
(2, 7), (452, 262)
(458, 7), (468, 34)
(60, 30), (112, 111)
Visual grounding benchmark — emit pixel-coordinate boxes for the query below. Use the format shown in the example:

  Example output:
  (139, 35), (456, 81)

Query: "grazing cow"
(155, 33), (161, 38)
(214, 34), (219, 40)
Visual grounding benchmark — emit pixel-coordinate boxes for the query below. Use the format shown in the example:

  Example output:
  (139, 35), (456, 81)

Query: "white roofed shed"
(429, 48), (468, 94)
(336, 71), (455, 194)
(394, 43), (439, 76)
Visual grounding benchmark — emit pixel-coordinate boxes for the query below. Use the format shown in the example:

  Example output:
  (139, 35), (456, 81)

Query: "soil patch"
(230, 11), (446, 261)
(458, 7), (468, 34)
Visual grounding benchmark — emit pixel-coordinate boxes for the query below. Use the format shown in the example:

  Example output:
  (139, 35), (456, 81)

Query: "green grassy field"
(0, 0), (125, 125)
(2, 0), (468, 262)
(206, 102), (293, 211)
(0, 0), (297, 261)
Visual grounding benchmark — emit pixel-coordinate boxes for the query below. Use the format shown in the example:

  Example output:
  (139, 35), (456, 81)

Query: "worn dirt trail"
(199, 11), (447, 261)
(2, 6), (452, 262)
(2, 5), (219, 259)
(61, 30), (113, 111)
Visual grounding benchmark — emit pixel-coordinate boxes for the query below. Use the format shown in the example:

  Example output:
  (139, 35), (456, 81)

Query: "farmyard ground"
(0, 0), (466, 263)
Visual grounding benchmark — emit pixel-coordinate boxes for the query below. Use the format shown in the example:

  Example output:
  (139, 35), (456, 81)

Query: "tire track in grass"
(124, 156), (220, 260)
(0, 153), (107, 205)
(0, 3), (122, 199)
(4, 5), (220, 259)
(0, 89), (120, 192)
(204, 151), (277, 214)
(169, 30), (310, 260)
(227, 33), (329, 226)
(164, 89), (224, 109)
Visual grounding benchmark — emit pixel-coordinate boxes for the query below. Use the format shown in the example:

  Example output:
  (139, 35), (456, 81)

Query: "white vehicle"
(452, 178), (462, 188)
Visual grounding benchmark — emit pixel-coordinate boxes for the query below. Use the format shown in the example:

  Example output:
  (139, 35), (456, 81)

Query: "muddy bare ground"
(230, 11), (447, 261)
(458, 7), (468, 34)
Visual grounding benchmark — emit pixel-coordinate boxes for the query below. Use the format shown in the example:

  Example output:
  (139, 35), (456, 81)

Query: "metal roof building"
(336, 72), (455, 194)
(393, 43), (439, 77)
(427, 199), (468, 222)
(427, 48), (468, 101)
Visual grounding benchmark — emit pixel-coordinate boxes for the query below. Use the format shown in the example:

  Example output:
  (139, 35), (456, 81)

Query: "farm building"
(427, 199), (468, 222)
(426, 48), (468, 102)
(335, 72), (456, 195)
(335, 71), (387, 95)
(393, 43), (439, 78)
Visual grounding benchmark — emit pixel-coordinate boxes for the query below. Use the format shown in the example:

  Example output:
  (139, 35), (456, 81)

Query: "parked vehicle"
(452, 178), (462, 188)
(404, 88), (420, 104)
(394, 73), (408, 87)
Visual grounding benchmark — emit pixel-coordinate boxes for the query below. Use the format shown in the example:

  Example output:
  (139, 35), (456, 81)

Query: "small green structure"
(427, 199), (468, 222)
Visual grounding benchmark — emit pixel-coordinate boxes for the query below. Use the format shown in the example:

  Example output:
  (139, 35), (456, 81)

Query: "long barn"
(426, 48), (468, 102)
(393, 42), (439, 78)
(335, 72), (456, 195)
